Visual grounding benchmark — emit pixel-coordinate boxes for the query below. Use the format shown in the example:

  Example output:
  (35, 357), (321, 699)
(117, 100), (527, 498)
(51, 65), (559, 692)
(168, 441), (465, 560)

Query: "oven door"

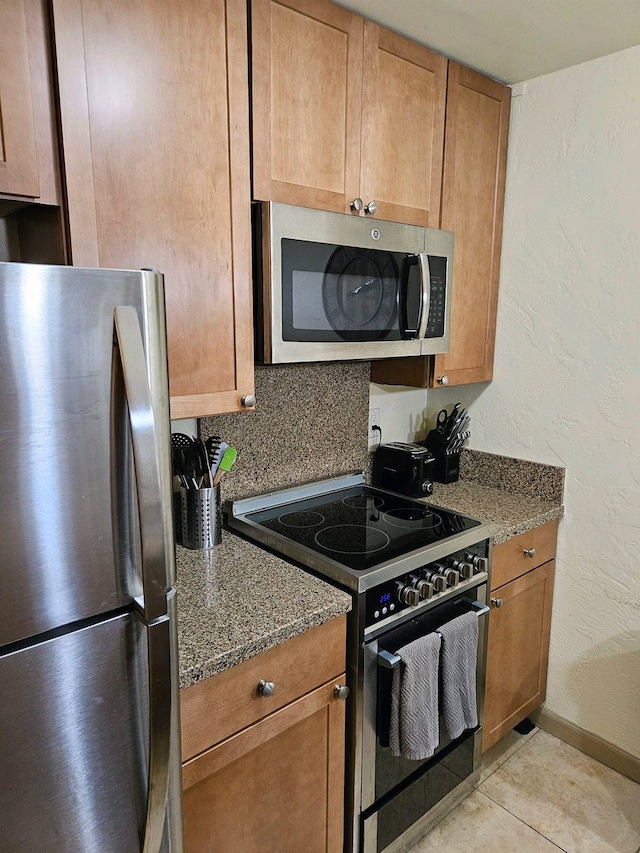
(361, 585), (488, 853)
(255, 202), (453, 363)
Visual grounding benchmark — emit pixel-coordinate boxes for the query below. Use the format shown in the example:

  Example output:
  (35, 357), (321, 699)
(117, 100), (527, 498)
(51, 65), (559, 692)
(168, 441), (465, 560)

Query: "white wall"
(372, 44), (640, 758)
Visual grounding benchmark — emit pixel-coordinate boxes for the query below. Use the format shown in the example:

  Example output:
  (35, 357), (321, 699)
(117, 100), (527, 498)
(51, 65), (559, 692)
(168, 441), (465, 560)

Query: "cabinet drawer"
(491, 520), (558, 591)
(181, 615), (346, 761)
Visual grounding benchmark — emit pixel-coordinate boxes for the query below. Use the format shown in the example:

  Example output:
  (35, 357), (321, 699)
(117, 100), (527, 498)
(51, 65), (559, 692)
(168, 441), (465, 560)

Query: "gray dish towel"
(439, 611), (479, 740)
(389, 632), (441, 760)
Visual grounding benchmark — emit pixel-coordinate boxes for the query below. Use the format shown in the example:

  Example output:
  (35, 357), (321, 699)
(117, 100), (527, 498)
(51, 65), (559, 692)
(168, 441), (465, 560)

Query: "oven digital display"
(379, 592), (391, 605)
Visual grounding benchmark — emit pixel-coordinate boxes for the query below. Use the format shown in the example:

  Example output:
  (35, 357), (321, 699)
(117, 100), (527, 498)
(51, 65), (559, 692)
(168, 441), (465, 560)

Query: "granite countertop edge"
(427, 480), (564, 546)
(176, 536), (351, 690)
(179, 600), (350, 690)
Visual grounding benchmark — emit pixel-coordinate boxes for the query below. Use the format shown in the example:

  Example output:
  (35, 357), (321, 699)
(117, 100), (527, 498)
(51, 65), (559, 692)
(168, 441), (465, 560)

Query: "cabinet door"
(251, 0), (363, 214)
(0, 1), (40, 198)
(432, 63), (511, 387)
(370, 62), (510, 390)
(52, 0), (254, 417)
(359, 22), (446, 227)
(483, 560), (555, 752)
(182, 677), (346, 853)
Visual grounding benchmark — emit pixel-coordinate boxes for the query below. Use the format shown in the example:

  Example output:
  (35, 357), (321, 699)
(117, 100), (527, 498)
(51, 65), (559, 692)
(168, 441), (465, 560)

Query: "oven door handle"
(469, 600), (490, 617)
(377, 600), (489, 670)
(378, 649), (403, 670)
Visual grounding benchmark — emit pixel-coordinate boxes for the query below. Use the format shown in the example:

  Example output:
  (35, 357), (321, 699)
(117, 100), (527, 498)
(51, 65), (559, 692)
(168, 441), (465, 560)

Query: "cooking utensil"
(436, 408), (448, 434)
(212, 446), (237, 487)
(206, 436), (228, 480)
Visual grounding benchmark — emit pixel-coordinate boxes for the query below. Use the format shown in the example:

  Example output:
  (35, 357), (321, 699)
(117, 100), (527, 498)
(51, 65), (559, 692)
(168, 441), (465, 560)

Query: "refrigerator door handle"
(113, 305), (168, 623)
(114, 306), (173, 851)
(142, 613), (173, 853)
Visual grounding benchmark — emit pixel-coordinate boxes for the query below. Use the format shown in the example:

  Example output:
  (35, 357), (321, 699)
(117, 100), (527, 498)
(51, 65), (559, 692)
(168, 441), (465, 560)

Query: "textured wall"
(443, 47), (640, 758)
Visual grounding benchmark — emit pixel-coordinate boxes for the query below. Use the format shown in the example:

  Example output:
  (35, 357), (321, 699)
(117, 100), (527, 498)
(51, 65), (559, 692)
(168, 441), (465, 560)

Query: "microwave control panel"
(425, 256), (447, 338)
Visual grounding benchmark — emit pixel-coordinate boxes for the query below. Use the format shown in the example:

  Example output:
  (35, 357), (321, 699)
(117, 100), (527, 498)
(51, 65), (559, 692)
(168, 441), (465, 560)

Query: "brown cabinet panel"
(371, 62), (510, 389)
(52, 0), (254, 417)
(433, 63), (511, 386)
(0, 1), (41, 199)
(360, 23), (446, 227)
(183, 677), (346, 853)
(180, 615), (346, 761)
(491, 520), (559, 591)
(483, 560), (555, 752)
(251, 0), (363, 214)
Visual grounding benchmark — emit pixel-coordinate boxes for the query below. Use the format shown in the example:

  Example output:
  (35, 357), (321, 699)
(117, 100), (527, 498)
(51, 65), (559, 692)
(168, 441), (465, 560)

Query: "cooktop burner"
(243, 484), (479, 572)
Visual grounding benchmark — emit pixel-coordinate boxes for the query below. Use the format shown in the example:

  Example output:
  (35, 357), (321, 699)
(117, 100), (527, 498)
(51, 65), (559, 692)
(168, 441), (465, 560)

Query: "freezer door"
(0, 611), (175, 852)
(0, 263), (174, 646)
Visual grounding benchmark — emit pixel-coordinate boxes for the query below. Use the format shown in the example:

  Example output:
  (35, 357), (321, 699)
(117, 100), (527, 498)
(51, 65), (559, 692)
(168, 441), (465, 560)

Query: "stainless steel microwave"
(253, 202), (453, 364)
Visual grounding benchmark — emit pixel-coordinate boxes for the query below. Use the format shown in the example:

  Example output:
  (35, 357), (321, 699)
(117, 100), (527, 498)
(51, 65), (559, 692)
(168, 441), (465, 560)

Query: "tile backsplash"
(200, 362), (371, 502)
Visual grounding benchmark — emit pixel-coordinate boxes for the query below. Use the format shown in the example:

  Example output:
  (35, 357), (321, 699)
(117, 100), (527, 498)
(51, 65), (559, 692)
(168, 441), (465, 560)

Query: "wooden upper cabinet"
(0, 0), (61, 204)
(360, 23), (446, 227)
(371, 62), (510, 389)
(251, 0), (446, 225)
(432, 63), (511, 386)
(51, 0), (254, 418)
(251, 0), (363, 214)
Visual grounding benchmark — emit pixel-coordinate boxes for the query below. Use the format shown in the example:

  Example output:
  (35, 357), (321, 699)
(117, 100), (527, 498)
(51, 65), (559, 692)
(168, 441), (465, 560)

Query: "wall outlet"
(368, 407), (381, 450)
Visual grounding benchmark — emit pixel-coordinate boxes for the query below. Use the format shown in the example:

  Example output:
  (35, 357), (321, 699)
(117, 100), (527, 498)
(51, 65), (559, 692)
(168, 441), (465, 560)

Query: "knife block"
(422, 428), (460, 484)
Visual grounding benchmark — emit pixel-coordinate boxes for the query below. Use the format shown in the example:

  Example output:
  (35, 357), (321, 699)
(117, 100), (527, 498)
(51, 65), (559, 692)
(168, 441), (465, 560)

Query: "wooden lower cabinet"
(182, 677), (346, 853)
(180, 616), (348, 851)
(483, 530), (557, 753)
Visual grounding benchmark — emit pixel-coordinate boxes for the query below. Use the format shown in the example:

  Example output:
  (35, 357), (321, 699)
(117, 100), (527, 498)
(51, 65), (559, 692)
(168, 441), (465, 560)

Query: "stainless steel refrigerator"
(0, 262), (182, 851)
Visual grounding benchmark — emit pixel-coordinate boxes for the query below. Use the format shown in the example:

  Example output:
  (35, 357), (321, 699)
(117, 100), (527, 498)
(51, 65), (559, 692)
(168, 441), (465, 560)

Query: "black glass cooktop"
(245, 485), (480, 572)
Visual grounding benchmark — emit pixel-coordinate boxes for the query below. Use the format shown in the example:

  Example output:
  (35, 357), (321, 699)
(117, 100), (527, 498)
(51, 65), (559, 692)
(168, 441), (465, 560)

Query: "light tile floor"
(409, 729), (640, 853)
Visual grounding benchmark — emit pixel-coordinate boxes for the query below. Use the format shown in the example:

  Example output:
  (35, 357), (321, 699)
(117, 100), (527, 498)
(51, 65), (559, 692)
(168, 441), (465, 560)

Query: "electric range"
(226, 472), (494, 853)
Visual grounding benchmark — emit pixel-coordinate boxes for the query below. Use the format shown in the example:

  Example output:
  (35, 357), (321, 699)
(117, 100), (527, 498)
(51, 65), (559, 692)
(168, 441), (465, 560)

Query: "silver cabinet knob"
(490, 598), (503, 608)
(350, 197), (363, 212)
(334, 684), (350, 701)
(364, 200), (377, 215)
(241, 394), (256, 408)
(437, 375), (449, 385)
(523, 548), (536, 558)
(257, 679), (276, 697)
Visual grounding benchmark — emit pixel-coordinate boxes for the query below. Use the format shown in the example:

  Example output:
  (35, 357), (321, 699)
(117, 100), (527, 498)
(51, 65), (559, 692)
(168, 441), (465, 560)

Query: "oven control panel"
(365, 540), (489, 629)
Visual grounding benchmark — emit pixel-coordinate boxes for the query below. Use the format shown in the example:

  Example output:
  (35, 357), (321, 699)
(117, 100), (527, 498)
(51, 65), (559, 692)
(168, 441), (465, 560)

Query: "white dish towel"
(389, 632), (441, 760)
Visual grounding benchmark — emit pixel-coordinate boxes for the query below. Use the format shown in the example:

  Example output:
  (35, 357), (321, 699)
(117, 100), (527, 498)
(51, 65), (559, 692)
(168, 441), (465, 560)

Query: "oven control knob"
(410, 575), (434, 600)
(466, 554), (489, 574)
(396, 582), (420, 607)
(474, 557), (489, 573)
(434, 563), (459, 587)
(423, 570), (448, 593)
(452, 558), (474, 580)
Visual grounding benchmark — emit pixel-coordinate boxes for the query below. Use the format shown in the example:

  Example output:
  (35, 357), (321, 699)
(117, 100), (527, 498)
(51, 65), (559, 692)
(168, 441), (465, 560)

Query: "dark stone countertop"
(428, 480), (564, 545)
(176, 534), (351, 690)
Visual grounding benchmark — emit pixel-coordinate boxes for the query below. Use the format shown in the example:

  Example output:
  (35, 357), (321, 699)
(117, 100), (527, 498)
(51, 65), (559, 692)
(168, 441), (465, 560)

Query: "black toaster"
(372, 442), (435, 497)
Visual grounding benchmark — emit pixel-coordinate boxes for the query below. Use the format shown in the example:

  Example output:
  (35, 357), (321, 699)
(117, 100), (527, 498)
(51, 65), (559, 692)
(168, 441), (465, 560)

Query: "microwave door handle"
(398, 254), (427, 339)
(416, 252), (431, 340)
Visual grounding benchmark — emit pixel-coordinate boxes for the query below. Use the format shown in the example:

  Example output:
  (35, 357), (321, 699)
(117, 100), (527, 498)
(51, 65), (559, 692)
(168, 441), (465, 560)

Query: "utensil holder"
(180, 485), (222, 549)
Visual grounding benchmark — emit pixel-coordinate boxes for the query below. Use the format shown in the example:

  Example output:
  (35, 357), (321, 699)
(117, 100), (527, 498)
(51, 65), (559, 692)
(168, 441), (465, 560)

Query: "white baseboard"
(531, 707), (640, 784)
